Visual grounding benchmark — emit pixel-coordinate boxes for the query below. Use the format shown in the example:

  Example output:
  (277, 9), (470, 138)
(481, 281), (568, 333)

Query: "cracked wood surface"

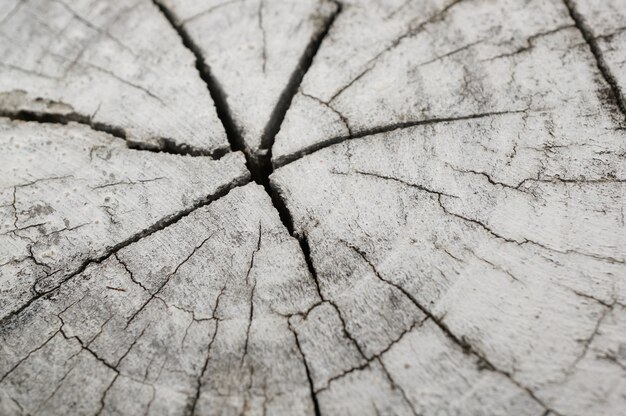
(1, 0), (625, 414)
(156, 0), (338, 162)
(0, 0), (229, 155)
(0, 119), (249, 321)
(270, 110), (626, 415)
(273, 0), (625, 166)
(1, 184), (319, 415)
(567, 0), (626, 115)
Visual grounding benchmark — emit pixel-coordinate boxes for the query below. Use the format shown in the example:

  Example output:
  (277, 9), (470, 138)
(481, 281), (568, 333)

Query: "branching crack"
(436, 194), (625, 264)
(0, 329), (60, 384)
(187, 286), (224, 415)
(125, 233), (216, 329)
(252, 1), (341, 187)
(327, 0), (467, 104)
(567, 303), (614, 374)
(272, 108), (529, 168)
(563, 0), (626, 120)
(288, 319), (322, 416)
(317, 317), (426, 393)
(114, 254), (150, 293)
(301, 91), (352, 137)
(337, 169), (459, 199)
(1, 179), (248, 329)
(91, 177), (166, 190)
(153, 0), (341, 189)
(483, 24), (575, 62)
(337, 239), (557, 414)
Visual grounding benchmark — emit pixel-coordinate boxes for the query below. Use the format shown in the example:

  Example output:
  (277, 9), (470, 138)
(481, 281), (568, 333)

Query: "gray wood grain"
(1, 0), (624, 414)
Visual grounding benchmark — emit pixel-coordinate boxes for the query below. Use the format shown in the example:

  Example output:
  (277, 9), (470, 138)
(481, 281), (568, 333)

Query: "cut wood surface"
(0, 0), (624, 415)
(0, 0), (228, 155)
(156, 0), (338, 163)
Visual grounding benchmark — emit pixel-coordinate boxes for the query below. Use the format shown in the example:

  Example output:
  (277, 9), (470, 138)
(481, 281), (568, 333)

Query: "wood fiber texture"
(0, 0), (624, 415)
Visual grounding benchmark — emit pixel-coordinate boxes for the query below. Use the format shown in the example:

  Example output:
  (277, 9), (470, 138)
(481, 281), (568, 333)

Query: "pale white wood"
(1, 0), (624, 414)
(0, 0), (228, 154)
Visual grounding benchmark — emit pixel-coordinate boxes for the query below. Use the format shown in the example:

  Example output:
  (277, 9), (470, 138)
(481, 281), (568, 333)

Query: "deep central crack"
(153, 0), (341, 191)
(152, 3), (341, 414)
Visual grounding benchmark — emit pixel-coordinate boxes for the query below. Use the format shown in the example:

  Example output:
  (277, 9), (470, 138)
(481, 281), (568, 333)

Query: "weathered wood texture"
(271, 113), (626, 415)
(0, 119), (248, 320)
(273, 0), (625, 166)
(567, 0), (626, 114)
(156, 0), (338, 161)
(0, 0), (228, 155)
(1, 184), (318, 415)
(0, 0), (625, 415)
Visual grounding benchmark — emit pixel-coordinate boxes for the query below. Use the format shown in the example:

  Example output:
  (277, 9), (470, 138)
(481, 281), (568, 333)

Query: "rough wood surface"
(273, 0), (625, 166)
(567, 0), (626, 115)
(271, 111), (626, 415)
(0, 0), (228, 155)
(156, 0), (338, 162)
(0, 119), (248, 321)
(1, 184), (321, 415)
(0, 0), (625, 415)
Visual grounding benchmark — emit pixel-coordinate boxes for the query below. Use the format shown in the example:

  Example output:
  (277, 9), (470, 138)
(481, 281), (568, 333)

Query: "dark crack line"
(445, 164), (526, 193)
(181, 0), (241, 24)
(91, 177), (166, 190)
(0, 112), (225, 157)
(187, 288), (224, 416)
(114, 327), (148, 370)
(0, 109), (124, 139)
(563, 0), (626, 120)
(187, 325), (218, 416)
(341, 170), (459, 199)
(288, 319), (322, 416)
(416, 38), (485, 68)
(466, 248), (524, 284)
(342, 235), (558, 415)
(114, 254), (150, 292)
(0, 179), (249, 329)
(241, 222), (263, 367)
(266, 183), (325, 301)
(272, 109), (529, 168)
(96, 374), (119, 416)
(59, 327), (118, 375)
(253, 1), (341, 188)
(152, 0), (253, 173)
(125, 233), (216, 329)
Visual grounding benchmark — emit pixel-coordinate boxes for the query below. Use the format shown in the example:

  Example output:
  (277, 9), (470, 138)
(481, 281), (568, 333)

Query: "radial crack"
(563, 0), (626, 119)
(0, 179), (249, 329)
(272, 108), (529, 168)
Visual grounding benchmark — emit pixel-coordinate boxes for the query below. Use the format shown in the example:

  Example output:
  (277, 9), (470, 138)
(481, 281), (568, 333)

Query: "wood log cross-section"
(0, 0), (625, 415)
